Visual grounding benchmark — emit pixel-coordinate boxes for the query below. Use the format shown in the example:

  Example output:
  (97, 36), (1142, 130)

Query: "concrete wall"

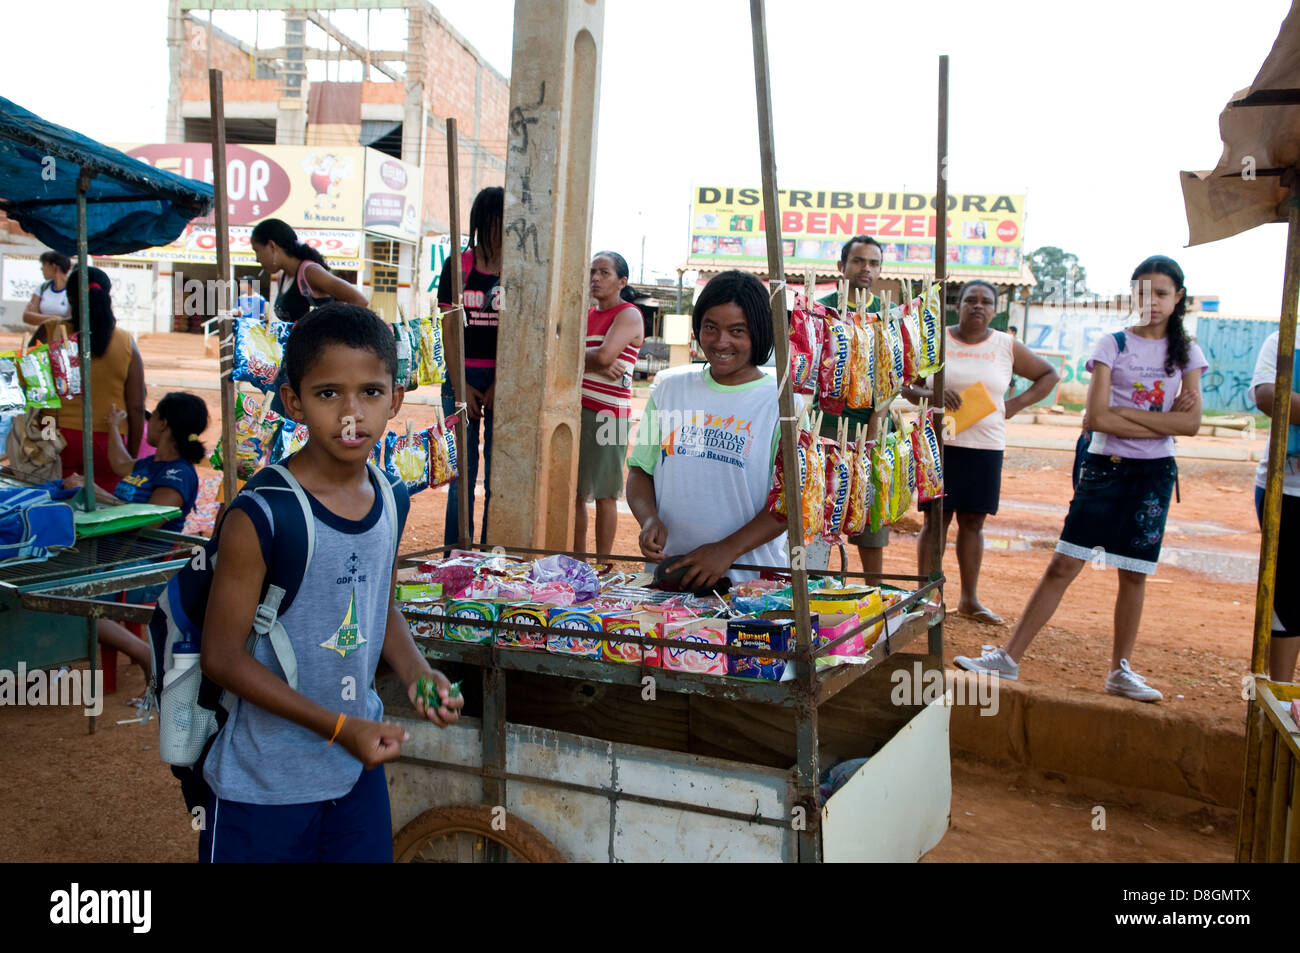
(1196, 317), (1278, 414)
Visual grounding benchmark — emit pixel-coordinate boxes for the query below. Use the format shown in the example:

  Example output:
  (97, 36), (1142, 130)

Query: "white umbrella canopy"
(1181, 0), (1300, 245)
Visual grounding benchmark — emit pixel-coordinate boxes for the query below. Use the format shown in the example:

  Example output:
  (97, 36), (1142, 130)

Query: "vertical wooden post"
(928, 55), (949, 657)
(490, 0), (604, 550)
(75, 174), (95, 512)
(210, 70), (237, 508)
(445, 118), (470, 548)
(749, 0), (818, 863)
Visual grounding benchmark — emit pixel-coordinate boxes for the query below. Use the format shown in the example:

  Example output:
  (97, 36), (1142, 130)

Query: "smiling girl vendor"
(626, 270), (788, 588)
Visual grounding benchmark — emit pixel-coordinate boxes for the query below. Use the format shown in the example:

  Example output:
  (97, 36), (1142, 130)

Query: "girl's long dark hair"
(1131, 255), (1190, 376)
(64, 266), (115, 358)
(469, 187), (504, 255)
(155, 392), (210, 464)
(250, 218), (328, 269)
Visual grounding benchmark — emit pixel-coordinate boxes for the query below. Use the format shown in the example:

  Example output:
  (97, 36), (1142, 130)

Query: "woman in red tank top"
(577, 251), (644, 557)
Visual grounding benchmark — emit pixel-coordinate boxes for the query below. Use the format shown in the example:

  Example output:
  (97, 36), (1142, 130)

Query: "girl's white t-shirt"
(944, 327), (1014, 451)
(39, 281), (68, 317)
(628, 364), (788, 580)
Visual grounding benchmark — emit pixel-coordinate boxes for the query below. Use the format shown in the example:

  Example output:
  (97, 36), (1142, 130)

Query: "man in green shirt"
(815, 235), (892, 576)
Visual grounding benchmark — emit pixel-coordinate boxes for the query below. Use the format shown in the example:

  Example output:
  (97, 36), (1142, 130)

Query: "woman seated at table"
(626, 270), (787, 588)
(62, 392), (209, 685)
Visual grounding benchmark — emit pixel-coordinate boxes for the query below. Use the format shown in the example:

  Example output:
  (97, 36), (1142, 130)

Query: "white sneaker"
(1105, 659), (1163, 702)
(953, 644), (1019, 681)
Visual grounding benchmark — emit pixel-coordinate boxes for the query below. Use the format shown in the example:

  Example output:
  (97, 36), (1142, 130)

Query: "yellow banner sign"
(689, 186), (1026, 270)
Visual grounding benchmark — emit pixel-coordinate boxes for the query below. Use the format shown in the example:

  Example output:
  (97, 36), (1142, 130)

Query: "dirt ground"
(0, 331), (1267, 862)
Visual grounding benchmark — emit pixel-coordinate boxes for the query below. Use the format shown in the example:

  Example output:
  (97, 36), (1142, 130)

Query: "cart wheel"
(393, 805), (566, 863)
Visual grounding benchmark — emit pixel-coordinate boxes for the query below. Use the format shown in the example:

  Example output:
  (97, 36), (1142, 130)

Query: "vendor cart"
(385, 545), (951, 863)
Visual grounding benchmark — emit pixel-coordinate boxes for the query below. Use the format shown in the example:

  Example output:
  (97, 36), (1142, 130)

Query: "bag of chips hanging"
(845, 313), (874, 410)
(270, 419), (310, 465)
(870, 318), (896, 406)
(766, 424), (824, 544)
(890, 427), (914, 521)
(404, 320), (421, 393)
(899, 308), (922, 383)
(821, 438), (852, 542)
(17, 344), (60, 411)
(416, 315), (447, 386)
(842, 440), (871, 537)
(917, 282), (944, 377)
(0, 352), (25, 416)
(49, 326), (81, 400)
(429, 414), (459, 488)
(788, 303), (817, 396)
(233, 317), (287, 392)
(868, 435), (895, 534)
(393, 323), (413, 390)
(210, 390), (280, 479)
(817, 312), (852, 416)
(912, 409), (945, 502)
(886, 317), (907, 393)
(386, 427), (431, 495)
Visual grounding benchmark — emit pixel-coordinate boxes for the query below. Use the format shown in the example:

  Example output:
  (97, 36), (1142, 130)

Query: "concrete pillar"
(166, 0), (184, 143)
(489, 0), (604, 551)
(402, 1), (425, 167)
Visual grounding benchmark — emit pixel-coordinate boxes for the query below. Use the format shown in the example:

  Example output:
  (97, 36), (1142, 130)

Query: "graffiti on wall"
(1196, 318), (1275, 414)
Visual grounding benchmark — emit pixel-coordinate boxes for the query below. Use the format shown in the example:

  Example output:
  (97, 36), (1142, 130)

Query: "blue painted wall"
(1196, 318), (1276, 414)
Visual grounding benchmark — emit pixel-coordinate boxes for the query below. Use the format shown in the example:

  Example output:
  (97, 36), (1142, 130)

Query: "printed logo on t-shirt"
(320, 589), (366, 658)
(660, 413), (757, 470)
(336, 551), (368, 585)
(1131, 380), (1166, 410)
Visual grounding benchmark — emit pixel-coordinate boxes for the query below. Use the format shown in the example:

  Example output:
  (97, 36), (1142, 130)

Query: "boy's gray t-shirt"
(204, 469), (402, 805)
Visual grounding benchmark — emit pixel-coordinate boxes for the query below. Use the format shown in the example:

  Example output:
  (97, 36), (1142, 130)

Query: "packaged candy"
(497, 603), (550, 651)
(530, 581), (577, 607)
(0, 352), (25, 416)
(601, 612), (661, 666)
(407, 603), (444, 640)
(868, 436), (895, 534)
(845, 313), (874, 410)
(445, 598), (502, 643)
(429, 415), (458, 488)
(385, 427), (431, 495)
(414, 676), (461, 714)
(842, 440), (871, 538)
(821, 438), (851, 542)
(811, 586), (885, 643)
(49, 327), (81, 400)
(232, 317), (287, 392)
(467, 576), (533, 601)
(416, 315), (447, 386)
(917, 283), (944, 377)
(727, 616), (797, 681)
(18, 344), (60, 411)
(396, 582), (443, 602)
(815, 611), (868, 661)
(817, 312), (852, 416)
(660, 618), (728, 675)
(270, 419), (310, 465)
(210, 391), (280, 479)
(912, 410), (945, 502)
(529, 553), (600, 602)
(546, 606), (606, 658)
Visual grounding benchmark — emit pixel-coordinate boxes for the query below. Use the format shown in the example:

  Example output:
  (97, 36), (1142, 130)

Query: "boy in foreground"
(199, 303), (462, 862)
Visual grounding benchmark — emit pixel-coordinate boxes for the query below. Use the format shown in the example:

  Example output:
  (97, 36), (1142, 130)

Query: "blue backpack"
(0, 483), (76, 565)
(147, 461), (406, 812)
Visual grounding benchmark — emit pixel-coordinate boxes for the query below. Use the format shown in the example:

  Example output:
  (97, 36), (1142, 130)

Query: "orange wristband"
(327, 713), (346, 745)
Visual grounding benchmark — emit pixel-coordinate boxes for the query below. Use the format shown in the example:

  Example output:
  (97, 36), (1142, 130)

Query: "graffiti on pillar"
(506, 81), (548, 265)
(508, 82), (545, 155)
(1197, 318), (1274, 413)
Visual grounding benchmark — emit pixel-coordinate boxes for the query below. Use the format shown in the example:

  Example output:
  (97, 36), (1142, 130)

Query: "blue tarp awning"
(0, 96), (213, 255)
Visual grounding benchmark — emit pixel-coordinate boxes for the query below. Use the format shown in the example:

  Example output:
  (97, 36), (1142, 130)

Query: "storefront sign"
(114, 224), (362, 269)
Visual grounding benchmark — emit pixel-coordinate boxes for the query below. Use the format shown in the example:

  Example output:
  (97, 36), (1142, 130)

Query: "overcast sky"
(3, 0), (1294, 315)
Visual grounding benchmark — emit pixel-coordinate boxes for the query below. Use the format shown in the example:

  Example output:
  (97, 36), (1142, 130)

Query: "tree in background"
(1029, 246), (1089, 302)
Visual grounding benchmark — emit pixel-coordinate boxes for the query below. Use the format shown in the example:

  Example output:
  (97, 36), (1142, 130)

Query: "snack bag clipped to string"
(429, 414), (459, 489)
(917, 282), (944, 377)
(886, 316), (907, 394)
(18, 344), (61, 411)
(842, 439), (871, 537)
(821, 438), (852, 542)
(210, 391), (280, 479)
(845, 313), (875, 410)
(912, 409), (945, 502)
(870, 318), (896, 406)
(416, 316), (447, 386)
(270, 419), (310, 465)
(899, 306), (922, 383)
(788, 297), (817, 396)
(0, 352), (24, 416)
(385, 426), (431, 495)
(889, 426), (914, 521)
(49, 327), (81, 400)
(817, 312), (852, 416)
(232, 317), (286, 392)
(393, 322), (413, 390)
(868, 434), (895, 534)
(766, 422), (823, 544)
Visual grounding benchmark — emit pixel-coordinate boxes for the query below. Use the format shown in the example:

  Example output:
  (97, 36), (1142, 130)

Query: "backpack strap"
(1112, 330), (1126, 353)
(367, 461), (400, 563)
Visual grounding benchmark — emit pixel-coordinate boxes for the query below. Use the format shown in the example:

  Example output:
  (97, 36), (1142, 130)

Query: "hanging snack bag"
(404, 320), (421, 393)
(870, 318), (897, 406)
(766, 423), (825, 544)
(843, 441), (871, 538)
(788, 305), (816, 395)
(0, 352), (24, 416)
(18, 344), (60, 411)
(270, 419), (310, 465)
(912, 409), (945, 502)
(385, 427), (431, 495)
(210, 391), (280, 479)
(889, 428), (914, 521)
(918, 283), (944, 377)
(845, 313), (875, 410)
(49, 327), (81, 400)
(817, 312), (852, 416)
(416, 315), (447, 386)
(429, 415), (459, 488)
(899, 308), (922, 383)
(886, 317), (907, 393)
(868, 435), (895, 534)
(232, 317), (286, 392)
(821, 438), (851, 542)
(393, 322), (413, 389)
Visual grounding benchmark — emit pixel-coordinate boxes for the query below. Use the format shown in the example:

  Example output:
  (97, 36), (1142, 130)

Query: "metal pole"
(75, 174), (95, 513)
(749, 0), (818, 863)
(210, 69), (238, 508)
(446, 118), (471, 549)
(928, 55), (949, 657)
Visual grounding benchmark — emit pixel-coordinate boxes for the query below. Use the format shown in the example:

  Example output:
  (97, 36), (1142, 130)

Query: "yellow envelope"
(944, 380), (998, 435)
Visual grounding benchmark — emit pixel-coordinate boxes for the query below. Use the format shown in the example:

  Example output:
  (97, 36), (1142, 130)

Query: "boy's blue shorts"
(198, 764), (392, 863)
